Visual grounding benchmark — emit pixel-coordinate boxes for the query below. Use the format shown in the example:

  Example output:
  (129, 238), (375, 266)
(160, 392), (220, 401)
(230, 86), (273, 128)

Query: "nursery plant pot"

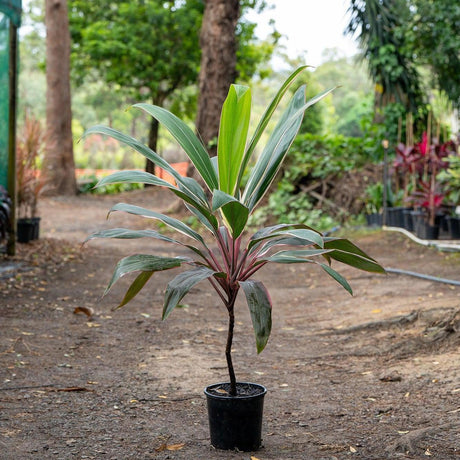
(31, 217), (41, 240)
(410, 210), (425, 235)
(386, 207), (406, 228)
(416, 221), (440, 240)
(365, 213), (382, 227)
(204, 382), (267, 451)
(17, 218), (35, 243)
(402, 208), (414, 232)
(446, 216), (460, 239)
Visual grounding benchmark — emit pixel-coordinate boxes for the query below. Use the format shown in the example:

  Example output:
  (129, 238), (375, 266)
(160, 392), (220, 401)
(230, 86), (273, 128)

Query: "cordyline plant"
(85, 67), (385, 396)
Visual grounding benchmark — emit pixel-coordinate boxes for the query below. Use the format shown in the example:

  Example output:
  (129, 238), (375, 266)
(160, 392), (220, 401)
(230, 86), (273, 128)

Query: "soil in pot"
(204, 382), (267, 451)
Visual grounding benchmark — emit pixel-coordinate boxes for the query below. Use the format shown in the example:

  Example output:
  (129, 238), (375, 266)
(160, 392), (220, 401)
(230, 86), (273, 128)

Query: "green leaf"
(323, 237), (378, 260)
(238, 65), (310, 186)
(83, 125), (182, 184)
(85, 226), (209, 264)
(82, 125), (208, 207)
(183, 203), (217, 233)
(217, 85), (252, 195)
(243, 86), (336, 210)
(163, 266), (219, 319)
(242, 85), (306, 209)
(105, 254), (184, 295)
(324, 238), (386, 273)
(109, 203), (205, 245)
(114, 271), (154, 310)
(276, 229), (324, 248)
(239, 280), (272, 354)
(133, 103), (218, 191)
(85, 227), (181, 244)
(96, 170), (216, 230)
(212, 190), (249, 238)
(253, 236), (319, 258)
(325, 249), (385, 273)
(266, 249), (332, 263)
(248, 224), (322, 253)
(96, 170), (172, 188)
(320, 263), (353, 295)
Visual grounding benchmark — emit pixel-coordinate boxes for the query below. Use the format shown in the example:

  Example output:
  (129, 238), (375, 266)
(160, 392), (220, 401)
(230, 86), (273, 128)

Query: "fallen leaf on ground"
(86, 322), (101, 328)
(155, 442), (185, 452)
(166, 443), (185, 451)
(74, 306), (94, 317)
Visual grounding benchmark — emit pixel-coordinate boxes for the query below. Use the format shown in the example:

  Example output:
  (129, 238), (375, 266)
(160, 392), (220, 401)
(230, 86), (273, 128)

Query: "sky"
(246, 0), (359, 67)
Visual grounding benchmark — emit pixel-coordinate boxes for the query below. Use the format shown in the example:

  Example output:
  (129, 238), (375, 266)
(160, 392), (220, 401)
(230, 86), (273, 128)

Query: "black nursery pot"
(204, 382), (267, 451)
(17, 219), (35, 243)
(31, 217), (40, 240)
(447, 216), (460, 239)
(416, 221), (440, 240)
(365, 213), (382, 227)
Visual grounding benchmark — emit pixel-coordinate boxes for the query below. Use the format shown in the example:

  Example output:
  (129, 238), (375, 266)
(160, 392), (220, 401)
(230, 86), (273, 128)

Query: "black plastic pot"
(31, 217), (40, 240)
(365, 213), (382, 227)
(410, 210), (425, 235)
(416, 221), (440, 240)
(204, 382), (267, 451)
(386, 207), (407, 228)
(17, 219), (35, 243)
(446, 216), (460, 239)
(402, 208), (414, 231)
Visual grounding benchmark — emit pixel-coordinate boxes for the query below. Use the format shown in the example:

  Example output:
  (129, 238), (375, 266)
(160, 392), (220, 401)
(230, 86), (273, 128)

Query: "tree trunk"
(195, 0), (240, 157)
(42, 0), (76, 196)
(145, 117), (159, 175)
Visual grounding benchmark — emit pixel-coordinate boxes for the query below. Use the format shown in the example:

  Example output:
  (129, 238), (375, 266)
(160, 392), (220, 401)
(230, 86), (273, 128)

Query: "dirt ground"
(1, 188), (459, 460)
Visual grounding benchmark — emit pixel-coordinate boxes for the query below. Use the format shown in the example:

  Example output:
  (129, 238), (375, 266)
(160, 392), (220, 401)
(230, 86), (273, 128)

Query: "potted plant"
(438, 154), (460, 239)
(0, 185), (12, 247)
(16, 114), (45, 242)
(363, 182), (384, 226)
(85, 67), (385, 451)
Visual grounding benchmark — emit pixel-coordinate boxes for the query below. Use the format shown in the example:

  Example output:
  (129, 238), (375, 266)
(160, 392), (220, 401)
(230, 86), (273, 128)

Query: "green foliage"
(312, 55), (373, 136)
(346, 0), (424, 112)
(363, 182), (384, 214)
(250, 185), (337, 233)
(85, 68), (384, 395)
(249, 133), (377, 230)
(410, 0), (460, 110)
(69, 0), (203, 104)
(438, 155), (460, 206)
(78, 175), (144, 195)
(284, 133), (375, 180)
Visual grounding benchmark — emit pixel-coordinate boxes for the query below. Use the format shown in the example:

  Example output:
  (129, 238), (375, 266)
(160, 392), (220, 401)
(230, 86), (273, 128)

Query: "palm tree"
(346, 0), (423, 114)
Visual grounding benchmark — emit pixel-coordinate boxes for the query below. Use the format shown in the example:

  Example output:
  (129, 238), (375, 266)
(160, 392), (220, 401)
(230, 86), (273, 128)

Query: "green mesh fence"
(0, 13), (10, 189)
(0, 1), (21, 190)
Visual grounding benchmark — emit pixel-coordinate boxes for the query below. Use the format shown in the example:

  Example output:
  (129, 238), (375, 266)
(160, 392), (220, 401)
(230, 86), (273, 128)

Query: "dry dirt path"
(1, 188), (459, 459)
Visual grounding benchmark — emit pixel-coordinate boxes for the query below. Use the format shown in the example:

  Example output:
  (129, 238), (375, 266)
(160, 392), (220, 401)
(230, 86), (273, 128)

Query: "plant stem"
(241, 260), (267, 281)
(209, 277), (227, 305)
(226, 291), (237, 396)
(216, 229), (231, 273)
